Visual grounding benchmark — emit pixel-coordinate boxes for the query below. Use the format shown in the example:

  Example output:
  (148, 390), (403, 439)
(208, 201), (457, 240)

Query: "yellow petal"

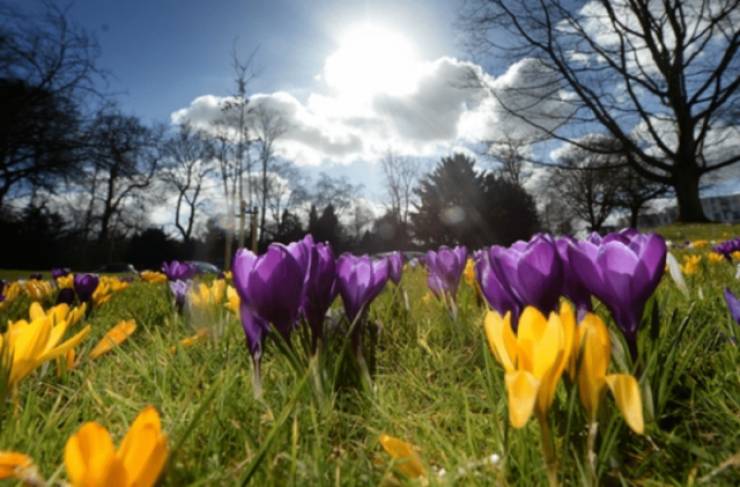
(89, 320), (137, 360)
(483, 310), (517, 372)
(65, 422), (127, 487)
(0, 451), (33, 479)
(577, 314), (610, 419)
(28, 302), (45, 321)
(378, 433), (425, 479)
(535, 313), (566, 418)
(517, 307), (557, 377)
(505, 370), (540, 428)
(39, 325), (91, 363)
(605, 374), (644, 434)
(118, 406), (169, 487)
(517, 306), (562, 379)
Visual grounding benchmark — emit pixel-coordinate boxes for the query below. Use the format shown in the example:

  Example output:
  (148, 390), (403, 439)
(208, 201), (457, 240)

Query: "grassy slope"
(0, 225), (739, 485)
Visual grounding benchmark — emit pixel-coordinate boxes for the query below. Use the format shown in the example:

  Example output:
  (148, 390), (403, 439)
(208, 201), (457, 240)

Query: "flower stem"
(251, 357), (262, 399)
(538, 416), (559, 487)
(586, 421), (599, 486)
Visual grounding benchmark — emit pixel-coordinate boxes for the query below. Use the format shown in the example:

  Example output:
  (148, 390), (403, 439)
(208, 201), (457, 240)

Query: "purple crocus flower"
(724, 288), (740, 325)
(232, 249), (269, 366)
(56, 287), (76, 305)
(425, 246), (467, 300)
(569, 232), (666, 357)
(714, 237), (740, 261)
(489, 235), (563, 317)
(161, 260), (196, 281)
(336, 254), (390, 323)
(287, 234), (315, 305)
(51, 267), (71, 279)
(474, 251), (521, 321)
(556, 237), (592, 318)
(233, 245), (305, 340)
(303, 241), (338, 348)
(388, 252), (403, 285)
(0, 279), (5, 302)
(73, 274), (99, 303)
(169, 280), (189, 311)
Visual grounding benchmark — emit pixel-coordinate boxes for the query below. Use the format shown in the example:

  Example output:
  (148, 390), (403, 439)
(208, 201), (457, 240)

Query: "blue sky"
(47, 0), (461, 124)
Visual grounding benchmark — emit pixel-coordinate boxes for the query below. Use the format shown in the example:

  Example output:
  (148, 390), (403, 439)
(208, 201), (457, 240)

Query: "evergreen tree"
(411, 153), (538, 247)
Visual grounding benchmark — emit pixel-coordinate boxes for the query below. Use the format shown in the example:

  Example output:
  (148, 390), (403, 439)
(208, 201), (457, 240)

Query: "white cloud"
(171, 56), (571, 166)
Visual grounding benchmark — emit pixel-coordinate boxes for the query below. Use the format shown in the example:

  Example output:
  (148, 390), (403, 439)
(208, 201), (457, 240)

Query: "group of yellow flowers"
(380, 302), (642, 484)
(676, 239), (740, 276)
(1, 405), (168, 486)
(0, 272), (186, 486)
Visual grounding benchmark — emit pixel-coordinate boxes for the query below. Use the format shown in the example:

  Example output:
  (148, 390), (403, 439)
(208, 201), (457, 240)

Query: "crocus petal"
(89, 320), (136, 360)
(505, 370), (540, 428)
(723, 288), (740, 325)
(0, 451), (33, 479)
(65, 422), (127, 487)
(483, 311), (517, 372)
(605, 374), (644, 434)
(239, 302), (268, 361)
(577, 314), (610, 419)
(118, 406), (169, 487)
(378, 434), (426, 479)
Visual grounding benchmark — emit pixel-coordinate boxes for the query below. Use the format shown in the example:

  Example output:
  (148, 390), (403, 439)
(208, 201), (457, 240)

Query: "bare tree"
(614, 163), (669, 228)
(313, 173), (363, 217)
(460, 0), (740, 222)
(85, 110), (160, 243)
(0, 1), (104, 209)
(380, 149), (420, 226)
(551, 135), (624, 232)
(252, 104), (288, 245)
(217, 45), (258, 263)
(160, 124), (214, 242)
(488, 137), (531, 186)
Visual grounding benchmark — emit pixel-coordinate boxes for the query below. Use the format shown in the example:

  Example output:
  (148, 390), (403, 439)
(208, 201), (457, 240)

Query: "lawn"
(0, 225), (739, 485)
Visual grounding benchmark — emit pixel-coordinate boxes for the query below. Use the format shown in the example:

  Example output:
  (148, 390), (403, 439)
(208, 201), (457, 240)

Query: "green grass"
(1, 225), (739, 485)
(650, 222), (740, 242)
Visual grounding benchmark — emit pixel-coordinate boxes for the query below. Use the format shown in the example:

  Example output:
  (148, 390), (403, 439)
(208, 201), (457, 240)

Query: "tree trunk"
(673, 170), (708, 222)
(629, 205), (640, 228)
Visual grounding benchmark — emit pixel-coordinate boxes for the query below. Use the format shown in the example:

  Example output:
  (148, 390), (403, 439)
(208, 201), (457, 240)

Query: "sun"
(324, 24), (421, 98)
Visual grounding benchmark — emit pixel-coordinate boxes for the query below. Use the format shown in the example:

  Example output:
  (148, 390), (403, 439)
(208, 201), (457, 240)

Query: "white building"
(638, 193), (740, 227)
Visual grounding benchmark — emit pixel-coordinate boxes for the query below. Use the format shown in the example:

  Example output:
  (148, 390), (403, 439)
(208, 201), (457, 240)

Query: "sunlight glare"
(324, 24), (421, 98)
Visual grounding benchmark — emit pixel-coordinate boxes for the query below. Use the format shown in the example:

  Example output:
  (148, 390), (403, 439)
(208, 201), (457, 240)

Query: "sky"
(35, 0), (474, 205)
(10, 0), (738, 231)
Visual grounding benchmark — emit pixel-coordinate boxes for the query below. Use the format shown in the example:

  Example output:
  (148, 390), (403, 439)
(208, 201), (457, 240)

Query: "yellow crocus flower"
(140, 271), (167, 284)
(29, 301), (86, 328)
(89, 320), (137, 360)
(379, 433), (426, 479)
(0, 314), (91, 390)
(225, 286), (240, 315)
(463, 258), (476, 288)
(57, 274), (74, 289)
(189, 279), (227, 309)
(22, 280), (53, 301)
(690, 239), (709, 249)
(64, 406), (168, 487)
(577, 314), (643, 434)
(732, 250), (740, 261)
(681, 254), (701, 275)
(0, 451), (33, 480)
(707, 252), (725, 264)
(484, 302), (575, 428)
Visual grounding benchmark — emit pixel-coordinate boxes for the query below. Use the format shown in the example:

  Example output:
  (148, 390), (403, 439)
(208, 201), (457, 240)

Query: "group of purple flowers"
(162, 260), (197, 310)
(51, 268), (101, 306)
(230, 235), (403, 384)
(714, 236), (740, 261)
(422, 229), (668, 358)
